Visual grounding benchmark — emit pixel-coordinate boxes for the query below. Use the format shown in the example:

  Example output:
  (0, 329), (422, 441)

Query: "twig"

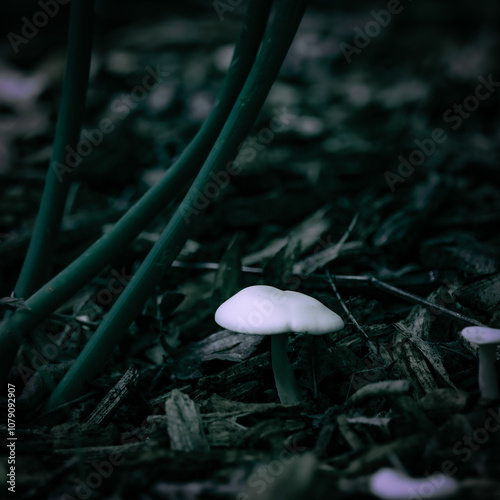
(0, 296), (31, 311)
(367, 275), (485, 327)
(326, 270), (378, 357)
(169, 261), (485, 327)
(84, 367), (140, 427)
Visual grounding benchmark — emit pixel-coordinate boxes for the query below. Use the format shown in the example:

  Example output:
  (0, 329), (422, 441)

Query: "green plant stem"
(271, 334), (301, 404)
(15, 0), (94, 299)
(42, 0), (308, 416)
(0, 0), (272, 382)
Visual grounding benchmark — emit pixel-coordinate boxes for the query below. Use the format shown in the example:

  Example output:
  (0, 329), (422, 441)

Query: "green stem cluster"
(0, 0), (272, 379)
(1, 0), (309, 420)
(43, 0), (308, 416)
(15, 0), (94, 298)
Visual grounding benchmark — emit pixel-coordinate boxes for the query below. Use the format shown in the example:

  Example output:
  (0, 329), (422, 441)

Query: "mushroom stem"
(477, 344), (499, 400)
(271, 334), (301, 404)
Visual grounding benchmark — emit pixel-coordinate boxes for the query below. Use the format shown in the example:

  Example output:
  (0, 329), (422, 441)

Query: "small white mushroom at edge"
(460, 326), (500, 400)
(370, 468), (460, 500)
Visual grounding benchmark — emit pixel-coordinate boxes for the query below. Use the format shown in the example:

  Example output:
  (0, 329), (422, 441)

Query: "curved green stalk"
(0, 0), (272, 381)
(42, 0), (308, 416)
(15, 0), (94, 298)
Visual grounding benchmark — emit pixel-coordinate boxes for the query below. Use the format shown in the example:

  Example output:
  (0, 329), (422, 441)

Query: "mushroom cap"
(370, 468), (459, 500)
(214, 285), (344, 335)
(461, 326), (500, 345)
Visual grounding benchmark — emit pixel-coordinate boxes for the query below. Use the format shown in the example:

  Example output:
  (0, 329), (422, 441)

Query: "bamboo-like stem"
(42, 0), (308, 417)
(14, 0), (94, 298)
(0, 0), (272, 382)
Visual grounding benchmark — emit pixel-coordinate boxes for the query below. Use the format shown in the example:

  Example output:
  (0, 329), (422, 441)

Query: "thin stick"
(367, 275), (485, 327)
(326, 270), (378, 357)
(167, 261), (484, 327)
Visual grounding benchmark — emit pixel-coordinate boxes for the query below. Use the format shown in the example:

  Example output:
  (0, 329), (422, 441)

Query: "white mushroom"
(460, 326), (500, 400)
(214, 285), (344, 404)
(370, 468), (459, 500)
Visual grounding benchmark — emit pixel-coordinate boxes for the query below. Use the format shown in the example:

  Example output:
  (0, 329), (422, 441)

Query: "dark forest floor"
(1, 1), (500, 499)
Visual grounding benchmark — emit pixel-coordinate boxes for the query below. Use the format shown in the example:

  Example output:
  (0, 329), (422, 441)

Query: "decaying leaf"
(212, 233), (243, 310)
(393, 326), (456, 401)
(263, 233), (301, 289)
(454, 272), (500, 317)
(197, 352), (271, 399)
(173, 329), (264, 380)
(242, 205), (332, 266)
(372, 175), (447, 251)
(420, 234), (499, 278)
